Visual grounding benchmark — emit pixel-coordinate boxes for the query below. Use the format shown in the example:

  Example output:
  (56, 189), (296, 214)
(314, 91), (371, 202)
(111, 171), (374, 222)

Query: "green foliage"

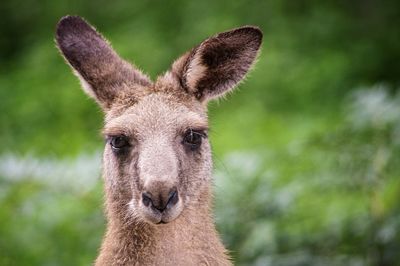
(215, 86), (400, 265)
(0, 0), (399, 265)
(0, 179), (104, 265)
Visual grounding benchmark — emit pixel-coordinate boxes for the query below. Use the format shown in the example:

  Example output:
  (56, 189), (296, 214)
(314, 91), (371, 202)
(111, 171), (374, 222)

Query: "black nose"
(142, 188), (179, 212)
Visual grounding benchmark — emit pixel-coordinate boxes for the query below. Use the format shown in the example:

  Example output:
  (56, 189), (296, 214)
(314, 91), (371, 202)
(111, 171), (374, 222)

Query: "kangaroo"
(55, 15), (262, 265)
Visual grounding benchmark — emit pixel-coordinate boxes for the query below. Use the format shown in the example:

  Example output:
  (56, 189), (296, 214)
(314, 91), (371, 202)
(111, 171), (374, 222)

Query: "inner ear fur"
(55, 16), (152, 110)
(170, 26), (263, 102)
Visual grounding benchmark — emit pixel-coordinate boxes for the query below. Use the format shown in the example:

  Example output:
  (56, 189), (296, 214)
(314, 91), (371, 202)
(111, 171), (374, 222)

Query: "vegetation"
(0, 0), (399, 265)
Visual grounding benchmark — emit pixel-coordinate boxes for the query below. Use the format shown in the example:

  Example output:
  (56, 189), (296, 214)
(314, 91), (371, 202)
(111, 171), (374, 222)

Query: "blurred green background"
(1, 0), (399, 265)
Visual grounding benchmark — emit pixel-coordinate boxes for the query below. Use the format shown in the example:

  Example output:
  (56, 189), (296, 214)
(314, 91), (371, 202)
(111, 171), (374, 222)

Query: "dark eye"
(183, 129), (205, 150)
(109, 135), (130, 152)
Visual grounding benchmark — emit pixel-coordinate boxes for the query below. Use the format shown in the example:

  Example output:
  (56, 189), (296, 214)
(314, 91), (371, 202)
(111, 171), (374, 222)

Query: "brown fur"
(55, 15), (262, 265)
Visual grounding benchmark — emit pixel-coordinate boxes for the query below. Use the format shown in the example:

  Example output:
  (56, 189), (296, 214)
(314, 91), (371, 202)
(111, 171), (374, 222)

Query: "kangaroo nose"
(142, 188), (179, 212)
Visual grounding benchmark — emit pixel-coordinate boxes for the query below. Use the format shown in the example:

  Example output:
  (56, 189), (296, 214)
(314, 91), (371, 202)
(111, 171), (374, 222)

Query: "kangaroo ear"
(170, 26), (262, 102)
(55, 16), (151, 109)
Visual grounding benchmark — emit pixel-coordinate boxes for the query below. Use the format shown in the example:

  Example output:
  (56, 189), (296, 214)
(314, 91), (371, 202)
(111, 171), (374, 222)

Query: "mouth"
(149, 207), (181, 225)
(138, 198), (184, 225)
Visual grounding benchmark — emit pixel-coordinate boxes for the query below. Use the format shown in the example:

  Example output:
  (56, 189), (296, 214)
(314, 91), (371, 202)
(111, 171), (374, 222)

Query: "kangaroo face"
(56, 16), (262, 225)
(103, 93), (210, 224)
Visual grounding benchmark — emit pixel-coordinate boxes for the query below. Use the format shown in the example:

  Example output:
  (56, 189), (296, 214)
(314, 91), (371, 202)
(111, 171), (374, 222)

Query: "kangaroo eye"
(183, 129), (205, 150)
(109, 135), (130, 151)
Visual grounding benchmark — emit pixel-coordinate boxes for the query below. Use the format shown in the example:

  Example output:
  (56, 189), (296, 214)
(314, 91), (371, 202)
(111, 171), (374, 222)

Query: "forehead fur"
(104, 92), (208, 138)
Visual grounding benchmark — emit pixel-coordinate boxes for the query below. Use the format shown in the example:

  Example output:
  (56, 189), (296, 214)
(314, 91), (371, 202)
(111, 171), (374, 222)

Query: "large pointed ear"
(55, 16), (151, 110)
(169, 26), (262, 102)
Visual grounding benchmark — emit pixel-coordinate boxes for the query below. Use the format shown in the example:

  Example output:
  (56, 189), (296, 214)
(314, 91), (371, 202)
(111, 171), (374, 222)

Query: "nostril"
(142, 192), (153, 207)
(167, 189), (179, 208)
(142, 188), (179, 212)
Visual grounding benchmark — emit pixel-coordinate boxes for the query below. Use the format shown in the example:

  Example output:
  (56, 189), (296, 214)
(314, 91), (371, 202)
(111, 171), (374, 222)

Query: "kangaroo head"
(56, 16), (262, 225)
